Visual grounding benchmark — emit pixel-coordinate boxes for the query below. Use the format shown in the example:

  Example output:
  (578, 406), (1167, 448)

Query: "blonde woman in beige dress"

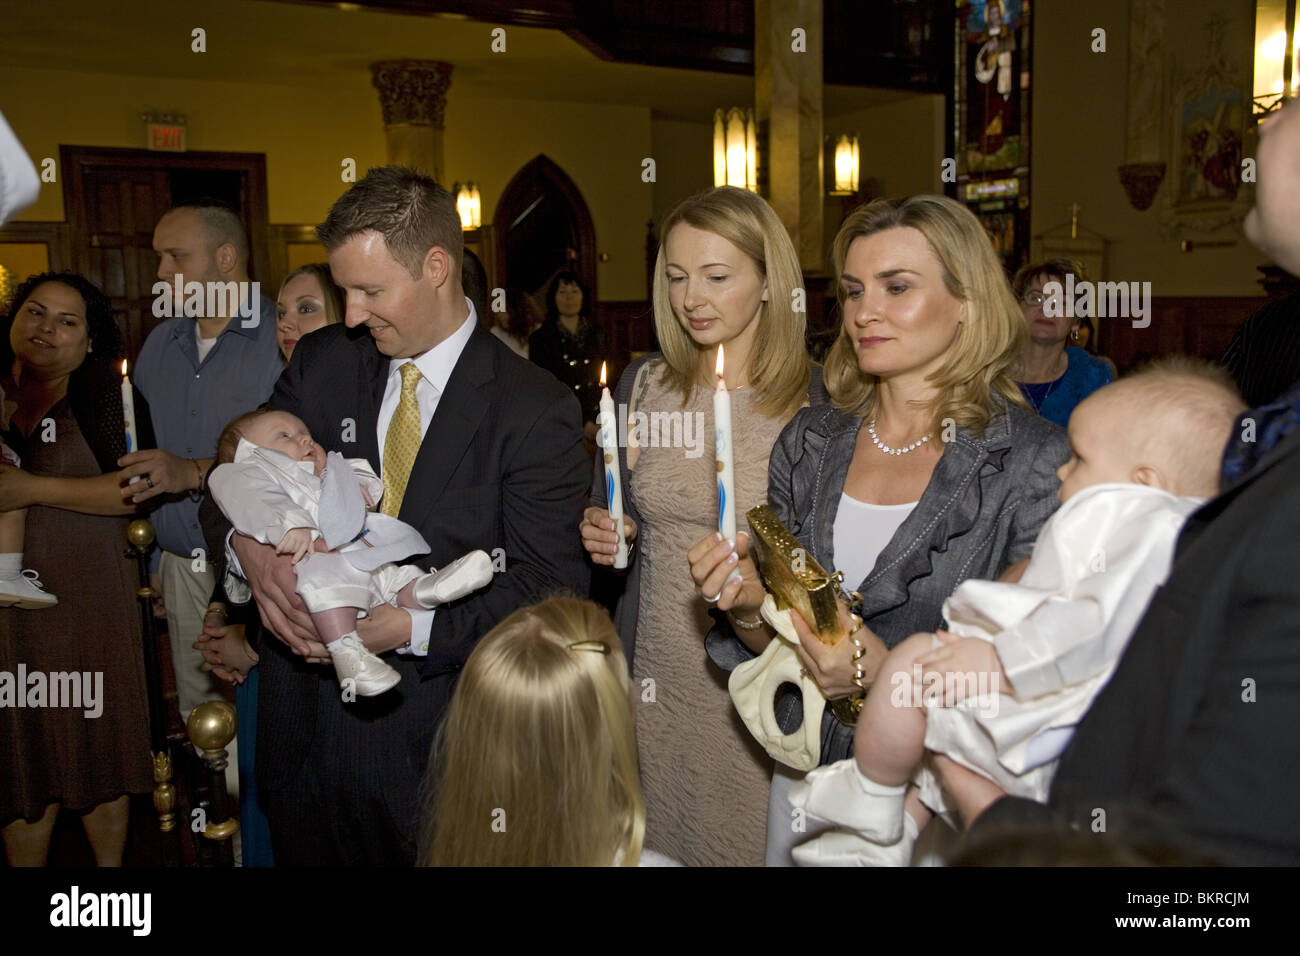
(582, 187), (824, 866)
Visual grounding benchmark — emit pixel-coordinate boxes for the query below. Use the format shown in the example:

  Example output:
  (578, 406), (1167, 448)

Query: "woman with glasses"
(1011, 259), (1114, 427)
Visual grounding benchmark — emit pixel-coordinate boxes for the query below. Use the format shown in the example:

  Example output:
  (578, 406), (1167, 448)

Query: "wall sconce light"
(454, 181), (481, 230)
(1254, 0), (1298, 116)
(829, 134), (860, 196)
(713, 107), (758, 192)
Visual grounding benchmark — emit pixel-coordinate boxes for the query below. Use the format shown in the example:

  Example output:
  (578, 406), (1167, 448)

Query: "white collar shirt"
(376, 297), (477, 461)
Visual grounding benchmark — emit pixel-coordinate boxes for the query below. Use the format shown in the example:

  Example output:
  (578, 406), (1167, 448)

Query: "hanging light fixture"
(712, 107), (758, 192)
(454, 181), (481, 230)
(1254, 0), (1299, 115)
(829, 134), (860, 196)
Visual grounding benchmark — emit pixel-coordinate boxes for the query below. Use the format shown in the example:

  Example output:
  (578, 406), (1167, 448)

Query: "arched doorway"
(493, 155), (596, 315)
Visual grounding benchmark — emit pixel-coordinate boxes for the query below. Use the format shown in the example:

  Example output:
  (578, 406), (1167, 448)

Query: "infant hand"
(276, 527), (314, 564)
(915, 633), (1004, 706)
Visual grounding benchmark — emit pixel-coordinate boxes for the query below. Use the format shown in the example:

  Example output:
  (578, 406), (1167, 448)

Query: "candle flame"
(121, 359), (128, 376)
(715, 344), (725, 378)
(599, 361), (607, 387)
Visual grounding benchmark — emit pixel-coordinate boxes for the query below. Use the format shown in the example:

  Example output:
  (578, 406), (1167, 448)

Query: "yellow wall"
(649, 117), (715, 232)
(443, 94), (652, 299)
(1031, 0), (1266, 297)
(1, 65), (655, 299)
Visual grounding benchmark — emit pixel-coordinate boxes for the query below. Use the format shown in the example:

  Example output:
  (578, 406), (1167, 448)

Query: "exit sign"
(147, 123), (186, 152)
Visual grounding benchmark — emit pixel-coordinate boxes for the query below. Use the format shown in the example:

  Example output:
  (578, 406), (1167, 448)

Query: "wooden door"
(61, 146), (269, 363)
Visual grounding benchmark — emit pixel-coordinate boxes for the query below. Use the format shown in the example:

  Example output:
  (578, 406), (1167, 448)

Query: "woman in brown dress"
(582, 187), (822, 865)
(0, 272), (153, 865)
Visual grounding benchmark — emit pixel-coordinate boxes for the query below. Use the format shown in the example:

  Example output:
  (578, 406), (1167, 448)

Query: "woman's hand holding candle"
(686, 530), (763, 614)
(580, 507), (638, 566)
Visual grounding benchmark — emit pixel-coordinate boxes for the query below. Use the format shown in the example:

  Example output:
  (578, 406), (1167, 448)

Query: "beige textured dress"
(628, 362), (785, 866)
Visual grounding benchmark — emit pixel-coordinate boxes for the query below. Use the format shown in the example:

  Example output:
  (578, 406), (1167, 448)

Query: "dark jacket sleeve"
(419, 385), (591, 675)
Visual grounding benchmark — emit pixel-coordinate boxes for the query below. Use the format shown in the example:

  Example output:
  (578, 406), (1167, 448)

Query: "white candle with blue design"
(121, 359), (138, 453)
(598, 362), (628, 569)
(714, 345), (736, 542)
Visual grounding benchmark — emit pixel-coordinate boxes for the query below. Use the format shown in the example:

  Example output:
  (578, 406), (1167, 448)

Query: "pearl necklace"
(869, 419), (931, 456)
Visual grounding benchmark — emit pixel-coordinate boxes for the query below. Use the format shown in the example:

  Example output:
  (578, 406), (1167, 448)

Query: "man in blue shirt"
(120, 199), (282, 738)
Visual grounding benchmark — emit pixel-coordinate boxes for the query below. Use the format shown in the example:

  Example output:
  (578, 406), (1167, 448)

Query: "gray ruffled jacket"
(705, 396), (1072, 764)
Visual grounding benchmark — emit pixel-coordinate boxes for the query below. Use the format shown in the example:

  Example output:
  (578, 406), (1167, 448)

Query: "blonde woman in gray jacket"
(689, 195), (1070, 865)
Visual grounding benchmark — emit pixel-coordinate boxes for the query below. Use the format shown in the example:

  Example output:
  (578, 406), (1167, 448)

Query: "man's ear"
(1131, 464), (1167, 491)
(422, 246), (452, 287)
(214, 241), (238, 276)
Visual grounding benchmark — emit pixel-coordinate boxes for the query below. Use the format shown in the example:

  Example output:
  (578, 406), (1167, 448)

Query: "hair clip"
(567, 640), (610, 654)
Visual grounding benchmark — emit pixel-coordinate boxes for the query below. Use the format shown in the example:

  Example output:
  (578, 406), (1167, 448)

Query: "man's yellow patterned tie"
(381, 362), (422, 517)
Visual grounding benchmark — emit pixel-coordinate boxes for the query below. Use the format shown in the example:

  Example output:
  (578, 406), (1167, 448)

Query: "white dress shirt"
(379, 299), (478, 656)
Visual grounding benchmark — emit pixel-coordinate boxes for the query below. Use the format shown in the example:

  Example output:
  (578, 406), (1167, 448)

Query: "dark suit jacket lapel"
(355, 338), (387, 474)
(398, 325), (494, 531)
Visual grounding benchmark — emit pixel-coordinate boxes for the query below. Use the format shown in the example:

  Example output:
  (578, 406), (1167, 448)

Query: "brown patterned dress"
(628, 362), (786, 866)
(1, 397), (153, 823)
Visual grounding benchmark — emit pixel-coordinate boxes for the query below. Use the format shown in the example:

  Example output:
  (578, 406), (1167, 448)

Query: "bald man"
(123, 200), (281, 745)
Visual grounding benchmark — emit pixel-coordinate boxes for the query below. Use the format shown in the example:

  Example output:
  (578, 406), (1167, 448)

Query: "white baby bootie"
(788, 758), (907, 844)
(0, 569), (58, 609)
(327, 633), (401, 697)
(792, 812), (920, 867)
(414, 550), (494, 608)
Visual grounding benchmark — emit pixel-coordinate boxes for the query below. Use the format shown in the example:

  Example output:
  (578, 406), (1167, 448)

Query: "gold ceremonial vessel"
(746, 504), (844, 645)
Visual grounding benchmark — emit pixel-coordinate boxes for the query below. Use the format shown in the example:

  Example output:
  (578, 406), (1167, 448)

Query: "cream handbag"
(729, 594), (827, 770)
(728, 506), (857, 770)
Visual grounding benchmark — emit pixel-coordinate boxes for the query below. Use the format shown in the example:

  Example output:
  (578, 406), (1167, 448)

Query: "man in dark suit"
(229, 166), (590, 865)
(939, 97), (1300, 865)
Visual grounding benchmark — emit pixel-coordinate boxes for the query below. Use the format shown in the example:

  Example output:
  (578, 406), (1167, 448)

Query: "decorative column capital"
(370, 60), (454, 128)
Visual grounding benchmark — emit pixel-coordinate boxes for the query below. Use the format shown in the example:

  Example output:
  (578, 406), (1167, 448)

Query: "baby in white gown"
(210, 409), (493, 697)
(789, 359), (1246, 865)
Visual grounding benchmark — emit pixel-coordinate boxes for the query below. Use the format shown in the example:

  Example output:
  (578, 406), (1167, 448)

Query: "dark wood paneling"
(1102, 296), (1272, 372)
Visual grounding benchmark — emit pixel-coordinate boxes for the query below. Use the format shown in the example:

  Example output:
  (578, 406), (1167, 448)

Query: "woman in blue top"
(1012, 259), (1114, 427)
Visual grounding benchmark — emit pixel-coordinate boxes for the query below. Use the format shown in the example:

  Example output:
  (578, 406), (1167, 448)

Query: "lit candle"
(121, 359), (138, 453)
(714, 344), (736, 542)
(598, 362), (628, 569)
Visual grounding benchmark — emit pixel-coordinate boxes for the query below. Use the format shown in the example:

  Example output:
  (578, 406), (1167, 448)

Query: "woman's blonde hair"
(277, 262), (345, 327)
(823, 195), (1027, 435)
(652, 186), (810, 420)
(421, 597), (645, 867)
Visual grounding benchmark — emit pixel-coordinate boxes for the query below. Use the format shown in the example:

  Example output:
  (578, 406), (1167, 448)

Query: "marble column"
(370, 60), (454, 181)
(755, 0), (824, 271)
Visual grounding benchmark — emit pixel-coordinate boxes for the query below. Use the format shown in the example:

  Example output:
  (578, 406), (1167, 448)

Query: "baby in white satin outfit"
(789, 359), (1247, 865)
(210, 409), (492, 698)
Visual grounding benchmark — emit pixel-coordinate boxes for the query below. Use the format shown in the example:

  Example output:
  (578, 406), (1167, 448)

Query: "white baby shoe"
(788, 758), (907, 844)
(792, 813), (919, 867)
(327, 633), (401, 697)
(0, 569), (58, 609)
(413, 550), (494, 608)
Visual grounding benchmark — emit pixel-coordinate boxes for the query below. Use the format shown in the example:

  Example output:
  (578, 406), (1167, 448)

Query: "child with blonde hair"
(421, 596), (678, 867)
